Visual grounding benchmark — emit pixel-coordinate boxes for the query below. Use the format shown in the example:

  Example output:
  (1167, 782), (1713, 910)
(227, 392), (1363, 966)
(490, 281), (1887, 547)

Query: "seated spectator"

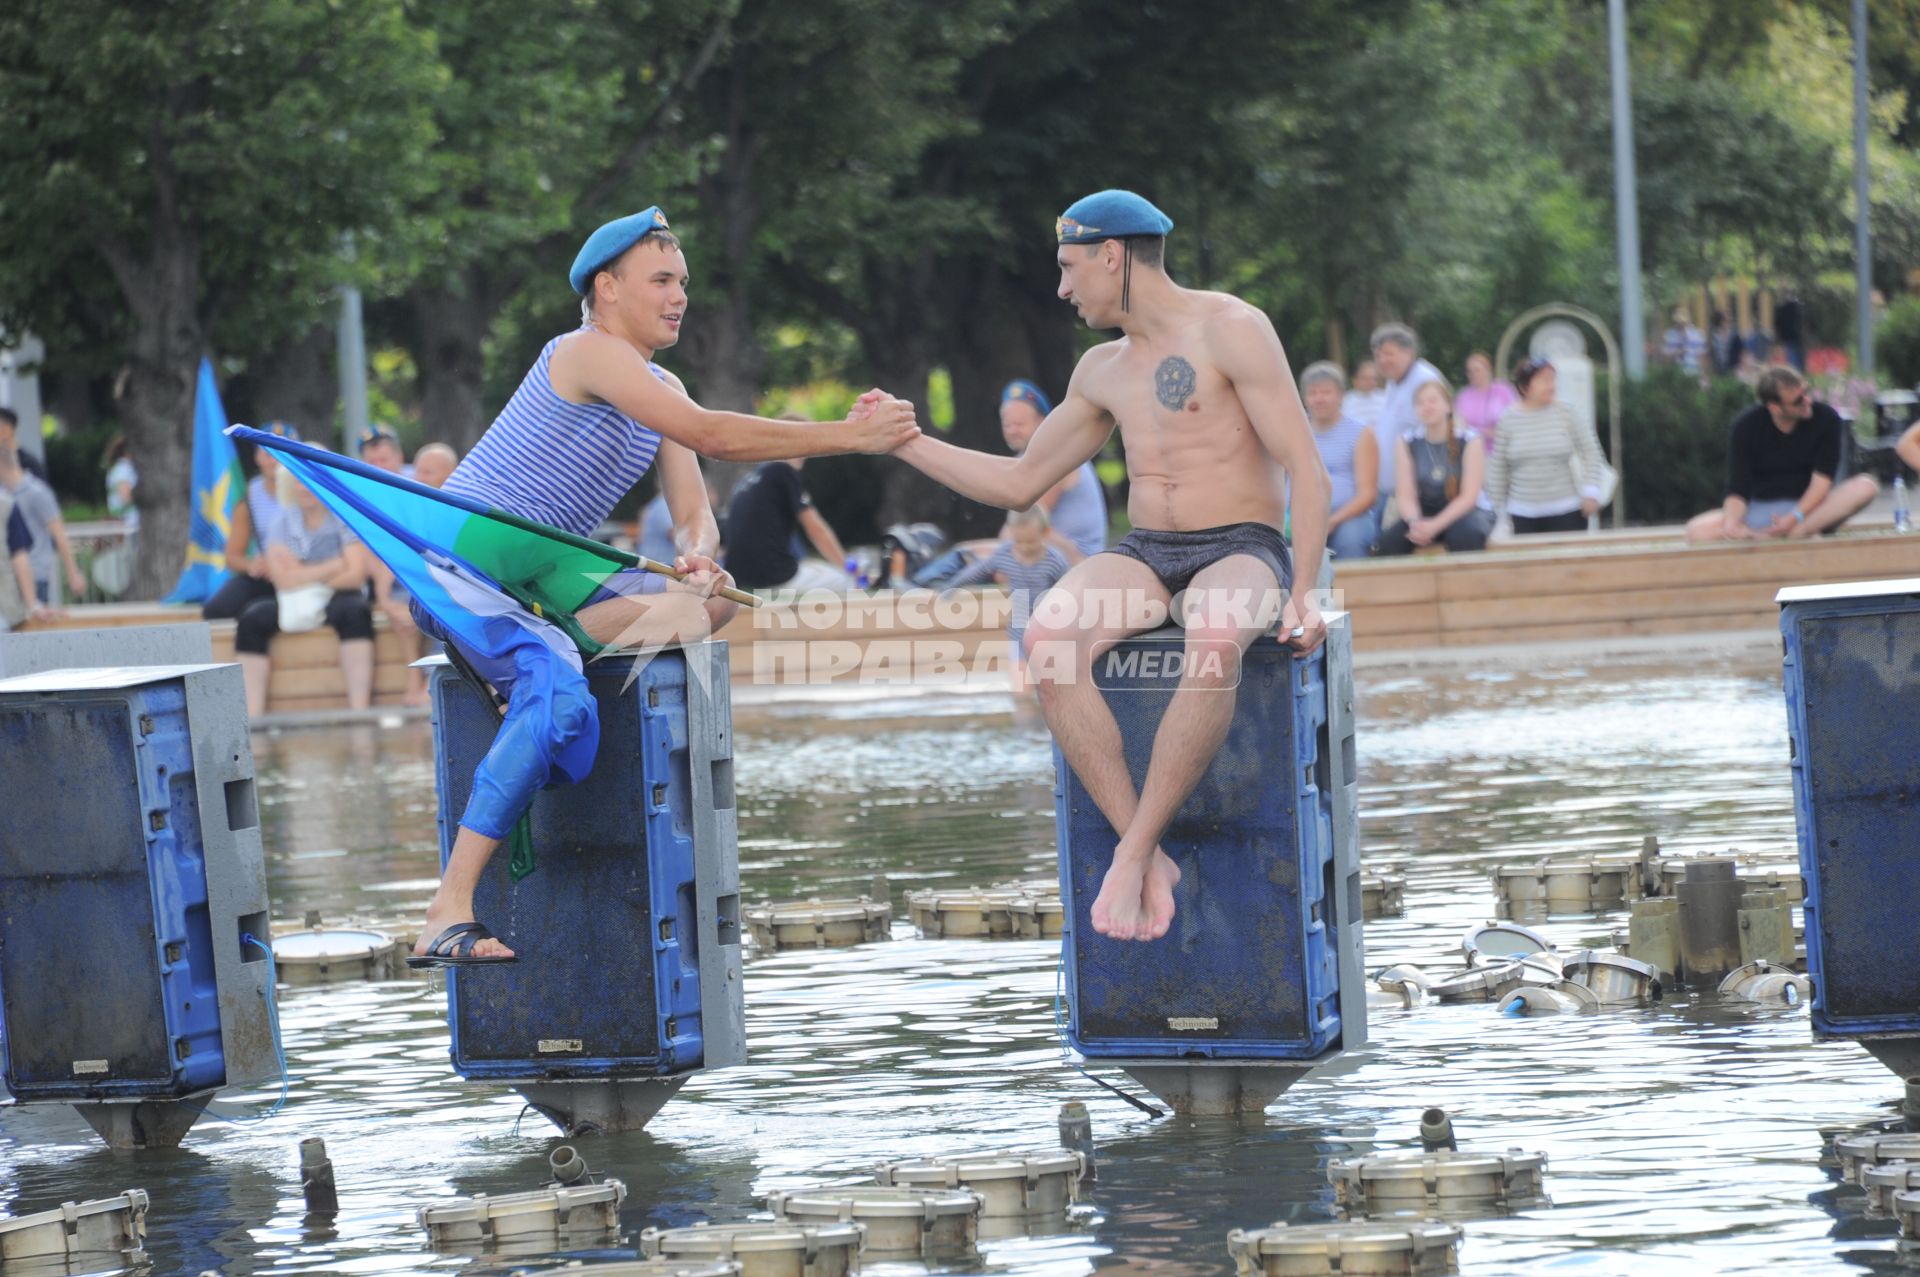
(998, 380), (1106, 559)
(1662, 307), (1707, 376)
(638, 490), (676, 565)
(1299, 361), (1379, 562)
(1897, 422), (1920, 474)
(1455, 351), (1516, 448)
(1685, 366), (1879, 542)
(1486, 358), (1607, 535)
(1342, 359), (1385, 429)
(412, 442), (458, 489)
(234, 466), (376, 718)
(1368, 323), (1445, 527)
(358, 425), (414, 479)
(1377, 379), (1494, 555)
(723, 429), (854, 593)
(942, 505), (1071, 694)
(0, 409), (85, 604)
(205, 421), (299, 622)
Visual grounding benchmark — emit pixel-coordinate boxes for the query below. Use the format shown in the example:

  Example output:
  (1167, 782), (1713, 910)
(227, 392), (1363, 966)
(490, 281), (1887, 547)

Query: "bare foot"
(1091, 852), (1154, 940)
(414, 912), (515, 960)
(1140, 849), (1181, 940)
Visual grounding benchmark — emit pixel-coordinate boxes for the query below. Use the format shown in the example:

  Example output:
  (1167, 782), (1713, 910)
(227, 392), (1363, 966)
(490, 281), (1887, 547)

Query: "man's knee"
(1181, 626), (1248, 690)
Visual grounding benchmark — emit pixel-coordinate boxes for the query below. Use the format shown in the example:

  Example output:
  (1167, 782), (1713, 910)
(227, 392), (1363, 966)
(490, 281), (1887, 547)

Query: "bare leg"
(1684, 508), (1736, 542)
(414, 825), (513, 959)
(1791, 474), (1879, 537)
(339, 638), (375, 710)
(1026, 554), (1172, 940)
(1110, 555), (1286, 941)
(402, 627), (428, 706)
(578, 589), (737, 648)
(240, 653), (271, 718)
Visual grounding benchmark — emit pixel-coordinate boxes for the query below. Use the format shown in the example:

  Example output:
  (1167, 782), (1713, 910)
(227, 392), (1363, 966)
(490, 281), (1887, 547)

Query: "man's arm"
(897, 358), (1114, 510)
(560, 332), (916, 461)
(649, 371), (724, 568)
(1213, 308), (1329, 646)
(798, 506), (848, 565)
(11, 548), (42, 618)
(1897, 423), (1920, 473)
(45, 517), (84, 597)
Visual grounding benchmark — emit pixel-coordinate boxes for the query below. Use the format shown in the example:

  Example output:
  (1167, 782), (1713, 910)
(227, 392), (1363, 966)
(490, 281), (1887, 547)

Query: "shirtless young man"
(896, 189), (1330, 943)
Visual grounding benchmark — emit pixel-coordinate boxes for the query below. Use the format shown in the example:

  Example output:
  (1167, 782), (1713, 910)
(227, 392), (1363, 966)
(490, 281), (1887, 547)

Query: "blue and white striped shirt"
(446, 332), (665, 536)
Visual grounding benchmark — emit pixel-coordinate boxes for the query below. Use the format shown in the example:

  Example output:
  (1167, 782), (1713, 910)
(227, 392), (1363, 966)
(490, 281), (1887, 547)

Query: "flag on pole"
(163, 358), (244, 603)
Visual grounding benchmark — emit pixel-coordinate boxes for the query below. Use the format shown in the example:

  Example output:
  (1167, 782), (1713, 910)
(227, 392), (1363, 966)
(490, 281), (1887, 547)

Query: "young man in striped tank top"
(894, 190), (1331, 945)
(413, 207), (919, 966)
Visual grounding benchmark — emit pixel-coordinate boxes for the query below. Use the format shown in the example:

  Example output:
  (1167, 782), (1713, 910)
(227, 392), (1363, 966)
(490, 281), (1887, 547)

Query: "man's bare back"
(1073, 291), (1291, 534)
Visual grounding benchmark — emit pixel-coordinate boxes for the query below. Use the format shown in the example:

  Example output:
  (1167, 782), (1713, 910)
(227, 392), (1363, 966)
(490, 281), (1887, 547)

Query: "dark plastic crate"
(0, 682), (226, 1099)
(1779, 579), (1920, 1044)
(1054, 629), (1341, 1060)
(432, 651), (720, 1080)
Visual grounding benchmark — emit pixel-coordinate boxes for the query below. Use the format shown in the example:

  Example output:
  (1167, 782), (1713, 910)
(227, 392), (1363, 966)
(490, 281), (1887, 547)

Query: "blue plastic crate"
(432, 651), (715, 1080)
(1054, 629), (1341, 1060)
(1779, 579), (1920, 1046)
(0, 680), (226, 1099)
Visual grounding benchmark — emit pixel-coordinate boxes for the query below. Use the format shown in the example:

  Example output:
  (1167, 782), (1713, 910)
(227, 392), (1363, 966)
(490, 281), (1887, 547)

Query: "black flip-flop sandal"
(406, 921), (519, 969)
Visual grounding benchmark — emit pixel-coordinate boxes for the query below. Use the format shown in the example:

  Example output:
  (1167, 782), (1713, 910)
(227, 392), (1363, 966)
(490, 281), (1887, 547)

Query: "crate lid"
(1864, 1163), (1920, 1193)
(1835, 1132), (1920, 1163)
(1226, 1219), (1462, 1261)
(0, 664), (231, 694)
(642, 1221), (865, 1256)
(767, 1185), (984, 1221)
(272, 929), (400, 965)
(1326, 1147), (1547, 1186)
(1776, 577), (1920, 605)
(0, 1189), (148, 1253)
(417, 1180), (625, 1229)
(876, 1147), (1085, 1185)
(743, 898), (889, 927)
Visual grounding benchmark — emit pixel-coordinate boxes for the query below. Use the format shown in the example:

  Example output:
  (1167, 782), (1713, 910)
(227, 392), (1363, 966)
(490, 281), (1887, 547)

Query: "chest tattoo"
(1154, 356), (1197, 412)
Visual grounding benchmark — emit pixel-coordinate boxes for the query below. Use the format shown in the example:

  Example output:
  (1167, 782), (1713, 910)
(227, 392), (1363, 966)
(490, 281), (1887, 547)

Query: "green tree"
(0, 0), (439, 596)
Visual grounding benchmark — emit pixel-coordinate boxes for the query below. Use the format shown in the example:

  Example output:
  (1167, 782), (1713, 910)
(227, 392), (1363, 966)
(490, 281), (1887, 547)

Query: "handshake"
(843, 388), (922, 455)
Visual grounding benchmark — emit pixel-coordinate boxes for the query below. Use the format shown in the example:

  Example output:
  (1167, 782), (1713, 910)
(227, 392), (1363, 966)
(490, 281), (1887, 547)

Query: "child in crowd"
(942, 505), (1072, 693)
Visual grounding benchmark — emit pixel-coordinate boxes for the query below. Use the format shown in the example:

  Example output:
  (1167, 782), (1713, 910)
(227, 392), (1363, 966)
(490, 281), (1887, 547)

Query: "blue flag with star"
(163, 357), (243, 604)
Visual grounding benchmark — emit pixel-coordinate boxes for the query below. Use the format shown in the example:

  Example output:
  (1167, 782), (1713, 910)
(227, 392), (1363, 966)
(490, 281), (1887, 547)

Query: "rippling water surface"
(1, 645), (1907, 1276)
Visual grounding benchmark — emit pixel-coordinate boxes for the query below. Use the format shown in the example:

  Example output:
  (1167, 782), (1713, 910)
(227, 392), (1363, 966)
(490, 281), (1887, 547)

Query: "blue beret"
(1056, 190), (1173, 244)
(570, 206), (672, 294)
(1001, 379), (1053, 417)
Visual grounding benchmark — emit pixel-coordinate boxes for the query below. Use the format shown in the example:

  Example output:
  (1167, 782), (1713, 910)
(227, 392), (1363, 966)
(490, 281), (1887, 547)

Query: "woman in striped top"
(1484, 358), (1606, 535)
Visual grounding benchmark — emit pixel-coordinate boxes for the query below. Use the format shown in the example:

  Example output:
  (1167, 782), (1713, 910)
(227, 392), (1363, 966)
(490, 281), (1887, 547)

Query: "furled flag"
(231, 426), (652, 879)
(164, 358), (245, 603)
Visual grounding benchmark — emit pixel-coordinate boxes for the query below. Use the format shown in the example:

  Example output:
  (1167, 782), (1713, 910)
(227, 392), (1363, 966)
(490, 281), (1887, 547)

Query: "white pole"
(1608, 0), (1647, 379)
(337, 284), (369, 455)
(1852, 0), (1874, 378)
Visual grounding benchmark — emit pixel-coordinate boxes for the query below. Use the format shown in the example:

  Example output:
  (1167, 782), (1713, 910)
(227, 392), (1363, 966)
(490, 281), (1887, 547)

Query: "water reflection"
(0, 651), (1903, 1275)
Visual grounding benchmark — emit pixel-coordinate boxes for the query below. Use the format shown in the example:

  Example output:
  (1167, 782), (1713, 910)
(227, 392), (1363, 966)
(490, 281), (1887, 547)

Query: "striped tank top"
(446, 331), (665, 536)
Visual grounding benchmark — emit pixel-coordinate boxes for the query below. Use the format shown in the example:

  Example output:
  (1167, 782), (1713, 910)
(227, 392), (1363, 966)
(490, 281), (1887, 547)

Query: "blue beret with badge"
(1055, 190), (1174, 244)
(570, 206), (673, 294)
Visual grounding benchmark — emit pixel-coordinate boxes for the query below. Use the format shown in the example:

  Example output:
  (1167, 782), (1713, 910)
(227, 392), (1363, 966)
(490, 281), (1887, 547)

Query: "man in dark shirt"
(1686, 366), (1878, 542)
(722, 446), (853, 592)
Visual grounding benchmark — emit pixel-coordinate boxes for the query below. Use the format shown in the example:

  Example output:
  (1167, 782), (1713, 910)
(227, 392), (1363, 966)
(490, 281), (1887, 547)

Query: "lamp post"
(1607, 0), (1647, 379)
(1852, 0), (1874, 377)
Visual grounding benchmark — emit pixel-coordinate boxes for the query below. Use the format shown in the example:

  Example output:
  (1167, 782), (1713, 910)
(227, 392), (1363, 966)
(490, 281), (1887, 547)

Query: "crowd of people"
(199, 424), (463, 715)
(3, 311), (1912, 674)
